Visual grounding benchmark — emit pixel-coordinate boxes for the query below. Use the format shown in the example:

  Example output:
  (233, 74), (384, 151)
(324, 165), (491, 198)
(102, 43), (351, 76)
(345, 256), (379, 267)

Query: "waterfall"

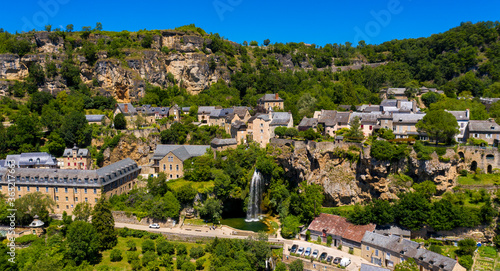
(245, 169), (263, 222)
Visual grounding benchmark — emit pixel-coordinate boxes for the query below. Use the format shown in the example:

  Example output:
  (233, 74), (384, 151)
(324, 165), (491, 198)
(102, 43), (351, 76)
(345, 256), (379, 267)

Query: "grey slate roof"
(0, 158), (139, 187)
(360, 264), (390, 271)
(298, 117), (318, 128)
(362, 232), (459, 271)
(447, 110), (469, 121)
(468, 120), (500, 132)
(62, 147), (90, 158)
(152, 145), (210, 161)
(85, 115), (105, 122)
(270, 112), (292, 126)
(182, 107), (191, 112)
(116, 103), (137, 115)
(232, 106), (250, 118)
(374, 224), (411, 237)
(392, 113), (425, 124)
(258, 93), (283, 102)
(335, 112), (351, 125)
(210, 108), (233, 118)
(211, 138), (237, 146)
(198, 106), (217, 114)
(380, 99), (398, 107)
(5, 152), (58, 168)
(350, 113), (379, 125)
(318, 110), (337, 126)
(231, 120), (247, 129)
(387, 88), (406, 95)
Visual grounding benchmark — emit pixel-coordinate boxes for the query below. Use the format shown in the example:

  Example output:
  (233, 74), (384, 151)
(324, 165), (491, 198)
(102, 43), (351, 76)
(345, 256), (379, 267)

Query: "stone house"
(61, 145), (92, 170)
(391, 113), (426, 139)
(114, 103), (137, 128)
(0, 159), (140, 215)
(231, 121), (248, 144)
(350, 112), (379, 137)
(198, 106), (218, 123)
(224, 106), (252, 134)
(249, 111), (293, 148)
(446, 109), (470, 143)
(298, 117), (318, 132)
(85, 114), (108, 125)
(257, 93), (284, 111)
(361, 231), (465, 271)
(465, 119), (500, 145)
(385, 88), (407, 100)
(303, 213), (376, 255)
(150, 145), (210, 179)
(210, 138), (238, 152)
(208, 108), (233, 127)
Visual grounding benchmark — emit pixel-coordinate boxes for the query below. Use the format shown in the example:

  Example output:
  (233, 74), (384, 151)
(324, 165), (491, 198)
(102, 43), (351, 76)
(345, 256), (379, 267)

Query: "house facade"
(150, 145), (210, 179)
(198, 106), (218, 123)
(361, 231), (465, 271)
(4, 152), (58, 169)
(0, 158), (140, 215)
(61, 145), (92, 170)
(391, 113), (426, 139)
(257, 93), (284, 111)
(447, 109), (470, 143)
(465, 119), (500, 145)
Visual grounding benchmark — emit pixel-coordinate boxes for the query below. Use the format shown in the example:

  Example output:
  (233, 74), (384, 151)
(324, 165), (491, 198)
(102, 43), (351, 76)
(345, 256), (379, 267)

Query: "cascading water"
(245, 169), (263, 222)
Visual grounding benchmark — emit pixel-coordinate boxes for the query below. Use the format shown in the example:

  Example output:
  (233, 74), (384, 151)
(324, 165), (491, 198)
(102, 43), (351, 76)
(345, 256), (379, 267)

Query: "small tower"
(29, 215), (45, 236)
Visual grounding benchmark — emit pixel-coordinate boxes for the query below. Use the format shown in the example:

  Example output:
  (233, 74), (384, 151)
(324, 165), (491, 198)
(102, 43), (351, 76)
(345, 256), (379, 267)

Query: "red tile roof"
(307, 213), (376, 243)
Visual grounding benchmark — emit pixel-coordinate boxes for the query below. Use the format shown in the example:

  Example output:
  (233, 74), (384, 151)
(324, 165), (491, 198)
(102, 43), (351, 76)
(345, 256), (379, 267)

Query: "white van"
(340, 257), (351, 267)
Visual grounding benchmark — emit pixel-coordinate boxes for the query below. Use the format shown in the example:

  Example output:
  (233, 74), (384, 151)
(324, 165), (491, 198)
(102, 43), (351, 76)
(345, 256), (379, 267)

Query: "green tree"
(142, 239), (156, 253)
(394, 258), (419, 271)
(176, 244), (188, 256)
(66, 24), (74, 32)
(126, 240), (137, 251)
(175, 184), (197, 205)
(199, 197), (223, 224)
(285, 127), (299, 138)
(60, 110), (92, 147)
(281, 215), (301, 239)
(416, 109), (459, 144)
(44, 25), (52, 32)
(73, 202), (93, 222)
(66, 221), (100, 265)
(457, 238), (476, 256)
(181, 261), (196, 271)
(459, 255), (473, 270)
(95, 22), (103, 31)
(275, 262), (287, 271)
(412, 181), (437, 199)
(156, 238), (175, 256)
(263, 39), (271, 46)
(110, 249), (122, 262)
(14, 192), (55, 225)
(345, 116), (363, 142)
(142, 251), (157, 267)
(189, 246), (205, 259)
(148, 191), (181, 220)
(274, 126), (286, 138)
(45, 132), (66, 157)
(114, 113), (127, 130)
(289, 259), (304, 271)
(393, 192), (431, 231)
(91, 196), (117, 250)
(421, 92), (441, 108)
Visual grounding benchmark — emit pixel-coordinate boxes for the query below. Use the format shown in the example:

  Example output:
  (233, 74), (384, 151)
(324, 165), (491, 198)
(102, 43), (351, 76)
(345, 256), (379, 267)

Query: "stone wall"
(112, 211), (175, 228)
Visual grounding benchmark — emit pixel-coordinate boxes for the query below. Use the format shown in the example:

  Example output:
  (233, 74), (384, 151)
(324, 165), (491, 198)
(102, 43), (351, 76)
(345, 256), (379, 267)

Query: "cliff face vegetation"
(271, 140), (462, 206)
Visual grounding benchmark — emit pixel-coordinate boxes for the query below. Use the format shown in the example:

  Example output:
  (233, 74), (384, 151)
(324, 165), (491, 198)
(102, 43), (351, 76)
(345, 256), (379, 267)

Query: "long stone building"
(0, 158), (141, 215)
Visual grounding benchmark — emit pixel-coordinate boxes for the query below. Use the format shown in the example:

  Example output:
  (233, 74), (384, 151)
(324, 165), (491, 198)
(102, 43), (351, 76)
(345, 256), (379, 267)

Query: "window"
(75, 197), (78, 202)
(487, 134), (492, 139)
(361, 125), (364, 129)
(27, 186), (30, 192)
(170, 174), (172, 178)
(56, 205), (59, 209)
(74, 163), (76, 166)
(95, 198), (98, 203)
(36, 186), (39, 192)
(260, 123), (263, 128)
(94, 188), (97, 194)
(85, 197), (88, 202)
(18, 186), (20, 191)
(45, 187), (48, 192)
(176, 165), (179, 171)
(386, 252), (391, 259)
(56, 196), (59, 201)
(375, 249), (379, 256)
(71, 204), (73, 208)
(67, 163), (70, 166)
(65, 187), (68, 193)
(369, 126), (373, 130)
(366, 246), (370, 251)
(66, 205), (68, 209)
(65, 197), (68, 201)
(74, 188), (77, 193)
(176, 175), (179, 178)
(163, 164), (166, 170)
(55, 187), (58, 192)
(170, 165), (173, 170)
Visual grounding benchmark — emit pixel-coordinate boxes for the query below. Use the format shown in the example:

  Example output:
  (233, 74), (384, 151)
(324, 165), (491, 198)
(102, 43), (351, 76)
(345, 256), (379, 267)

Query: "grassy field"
(457, 174), (500, 186)
(475, 246), (500, 271)
(320, 205), (356, 218)
(94, 236), (209, 270)
(167, 178), (215, 193)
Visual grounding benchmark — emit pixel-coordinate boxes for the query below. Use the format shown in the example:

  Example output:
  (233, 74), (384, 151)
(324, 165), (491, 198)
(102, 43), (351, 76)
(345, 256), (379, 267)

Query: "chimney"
(124, 104), (128, 113)
(466, 108), (470, 118)
(275, 93), (279, 100)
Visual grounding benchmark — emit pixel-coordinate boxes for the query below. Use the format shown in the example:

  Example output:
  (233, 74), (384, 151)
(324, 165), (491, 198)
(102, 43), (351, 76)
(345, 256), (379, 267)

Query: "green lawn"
(457, 174), (500, 186)
(184, 218), (209, 226)
(167, 178), (215, 193)
(320, 205), (356, 218)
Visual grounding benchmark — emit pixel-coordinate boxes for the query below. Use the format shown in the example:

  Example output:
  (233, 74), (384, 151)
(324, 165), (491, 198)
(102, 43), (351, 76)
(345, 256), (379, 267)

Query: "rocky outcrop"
(271, 140), (461, 206)
(0, 54), (28, 80)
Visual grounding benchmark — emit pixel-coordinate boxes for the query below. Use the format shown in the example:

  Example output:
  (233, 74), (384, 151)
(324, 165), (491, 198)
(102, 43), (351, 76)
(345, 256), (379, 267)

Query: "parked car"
(149, 223), (160, 229)
(319, 252), (328, 261)
(312, 249), (319, 258)
(333, 257), (342, 264)
(340, 257), (351, 267)
(290, 244), (298, 253)
(297, 247), (305, 255)
(304, 247), (312, 257)
(326, 256), (333, 263)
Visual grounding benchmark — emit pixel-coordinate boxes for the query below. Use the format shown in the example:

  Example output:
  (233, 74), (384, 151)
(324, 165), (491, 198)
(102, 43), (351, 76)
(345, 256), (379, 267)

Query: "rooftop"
(4, 152), (58, 167)
(308, 213), (375, 243)
(258, 93), (283, 102)
(152, 145), (210, 161)
(85, 115), (106, 122)
(211, 138), (238, 146)
(468, 120), (500, 132)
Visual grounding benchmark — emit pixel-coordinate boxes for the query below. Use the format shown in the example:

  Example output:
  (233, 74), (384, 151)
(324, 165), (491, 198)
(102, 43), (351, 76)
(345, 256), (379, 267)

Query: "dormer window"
(491, 126), (495, 130)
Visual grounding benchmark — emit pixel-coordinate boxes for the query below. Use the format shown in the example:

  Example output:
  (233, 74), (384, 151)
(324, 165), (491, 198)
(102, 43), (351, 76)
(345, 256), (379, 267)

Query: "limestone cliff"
(271, 139), (462, 206)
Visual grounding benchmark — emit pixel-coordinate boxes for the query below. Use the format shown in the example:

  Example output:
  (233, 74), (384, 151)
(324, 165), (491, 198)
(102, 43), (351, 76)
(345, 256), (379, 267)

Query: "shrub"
(156, 238), (175, 255)
(181, 261), (196, 271)
(196, 258), (206, 270)
(110, 249), (123, 262)
(126, 240), (136, 251)
(177, 244), (188, 256)
(142, 251), (157, 267)
(458, 255), (473, 270)
(127, 251), (139, 263)
(189, 246), (205, 259)
(142, 239), (155, 253)
(305, 230), (311, 241)
(326, 235), (333, 246)
(459, 169), (468, 176)
(429, 244), (443, 254)
(15, 234), (38, 244)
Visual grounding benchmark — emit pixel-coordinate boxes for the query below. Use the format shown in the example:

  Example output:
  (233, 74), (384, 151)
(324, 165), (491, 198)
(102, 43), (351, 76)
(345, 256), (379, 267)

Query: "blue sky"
(1, 0), (499, 45)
